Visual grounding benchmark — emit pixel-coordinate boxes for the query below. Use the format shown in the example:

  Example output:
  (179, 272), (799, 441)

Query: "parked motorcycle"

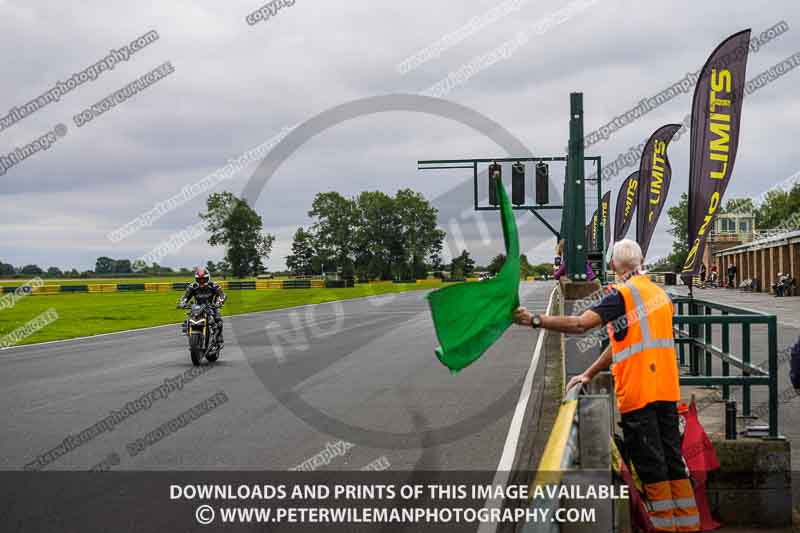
(178, 302), (222, 365)
(772, 273), (796, 297)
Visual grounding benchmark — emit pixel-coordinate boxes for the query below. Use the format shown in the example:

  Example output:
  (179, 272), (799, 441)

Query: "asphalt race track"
(0, 281), (554, 474)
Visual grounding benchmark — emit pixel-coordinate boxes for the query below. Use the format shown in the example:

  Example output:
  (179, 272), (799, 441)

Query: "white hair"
(612, 239), (643, 273)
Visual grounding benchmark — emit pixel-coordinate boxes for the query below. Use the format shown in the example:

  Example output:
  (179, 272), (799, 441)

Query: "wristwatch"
(531, 314), (542, 329)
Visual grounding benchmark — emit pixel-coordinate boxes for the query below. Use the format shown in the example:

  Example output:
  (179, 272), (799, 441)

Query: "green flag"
(427, 175), (520, 372)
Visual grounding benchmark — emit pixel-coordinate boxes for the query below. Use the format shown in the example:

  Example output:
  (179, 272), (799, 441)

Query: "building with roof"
(713, 227), (800, 293)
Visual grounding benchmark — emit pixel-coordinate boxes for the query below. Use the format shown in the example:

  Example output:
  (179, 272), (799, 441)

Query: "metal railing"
(672, 296), (779, 438)
(525, 374), (616, 533)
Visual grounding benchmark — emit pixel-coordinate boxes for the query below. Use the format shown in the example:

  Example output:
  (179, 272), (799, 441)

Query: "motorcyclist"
(179, 267), (226, 346)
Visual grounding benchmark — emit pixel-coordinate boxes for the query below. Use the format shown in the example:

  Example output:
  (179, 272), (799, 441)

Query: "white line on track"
(477, 285), (556, 533)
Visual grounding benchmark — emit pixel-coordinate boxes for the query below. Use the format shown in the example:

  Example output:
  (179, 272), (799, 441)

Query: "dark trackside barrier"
(59, 285), (88, 293)
(324, 279), (354, 288)
(227, 281), (256, 290)
(116, 283), (146, 292)
(172, 282), (190, 291)
(282, 279), (311, 289)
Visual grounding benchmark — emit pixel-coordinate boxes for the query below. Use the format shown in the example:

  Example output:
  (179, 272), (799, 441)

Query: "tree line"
(664, 182), (800, 271)
(3, 187), (558, 281)
(0, 258), (208, 279)
(286, 189), (447, 281)
(485, 253), (554, 279)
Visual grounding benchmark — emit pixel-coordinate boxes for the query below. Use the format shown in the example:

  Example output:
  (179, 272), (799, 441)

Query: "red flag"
(681, 401), (721, 530)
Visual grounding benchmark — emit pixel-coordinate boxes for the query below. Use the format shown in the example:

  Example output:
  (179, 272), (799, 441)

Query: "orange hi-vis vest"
(608, 274), (680, 414)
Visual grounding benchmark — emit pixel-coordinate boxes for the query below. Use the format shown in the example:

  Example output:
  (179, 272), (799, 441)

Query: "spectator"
(700, 263), (707, 288)
(726, 264), (737, 288)
(552, 239), (597, 281)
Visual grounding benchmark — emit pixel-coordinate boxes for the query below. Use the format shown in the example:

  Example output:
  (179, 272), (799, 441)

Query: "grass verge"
(0, 283), (438, 347)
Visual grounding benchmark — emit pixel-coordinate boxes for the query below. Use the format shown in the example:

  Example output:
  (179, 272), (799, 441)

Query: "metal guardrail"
(672, 296), (779, 438)
(526, 373), (615, 533)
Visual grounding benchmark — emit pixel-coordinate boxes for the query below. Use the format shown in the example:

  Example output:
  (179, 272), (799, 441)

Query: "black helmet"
(195, 267), (210, 286)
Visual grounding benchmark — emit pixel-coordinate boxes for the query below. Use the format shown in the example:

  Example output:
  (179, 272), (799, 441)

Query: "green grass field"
(0, 283), (436, 347)
(0, 276), (276, 287)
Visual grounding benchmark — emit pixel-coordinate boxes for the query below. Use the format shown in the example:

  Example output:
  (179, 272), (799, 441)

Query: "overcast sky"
(1, 0), (798, 272)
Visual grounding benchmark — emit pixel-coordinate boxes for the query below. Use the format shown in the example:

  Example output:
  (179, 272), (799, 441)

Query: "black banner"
(613, 171), (638, 243)
(683, 29), (751, 276)
(585, 202), (605, 252)
(600, 191), (611, 254)
(636, 124), (681, 257)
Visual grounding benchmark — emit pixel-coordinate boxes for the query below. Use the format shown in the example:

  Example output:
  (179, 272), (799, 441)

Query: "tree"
(450, 250), (475, 278)
(647, 255), (672, 272)
(216, 259), (231, 278)
(286, 227), (316, 276)
(666, 192), (689, 271)
(461, 250), (475, 277)
(21, 264), (43, 275)
(46, 267), (63, 277)
(487, 253), (506, 276)
(531, 262), (552, 278)
(201, 192), (276, 278)
(95, 256), (115, 274)
(0, 262), (15, 277)
(429, 240), (445, 279)
(206, 260), (217, 274)
(352, 191), (396, 281)
(114, 259), (132, 274)
(721, 198), (755, 214)
(519, 254), (534, 279)
(308, 192), (358, 273)
(755, 183), (800, 230)
(393, 189), (444, 280)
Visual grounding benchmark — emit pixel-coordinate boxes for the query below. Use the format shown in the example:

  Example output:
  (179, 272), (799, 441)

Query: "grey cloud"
(0, 0), (798, 272)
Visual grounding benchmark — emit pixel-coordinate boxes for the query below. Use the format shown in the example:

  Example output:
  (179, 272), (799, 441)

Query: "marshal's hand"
(513, 307), (533, 326)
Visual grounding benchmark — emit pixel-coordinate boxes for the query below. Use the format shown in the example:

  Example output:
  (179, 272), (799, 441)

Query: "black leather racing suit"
(180, 282), (226, 342)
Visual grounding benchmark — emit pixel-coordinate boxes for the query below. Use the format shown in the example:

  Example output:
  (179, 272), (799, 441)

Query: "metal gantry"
(417, 93), (605, 281)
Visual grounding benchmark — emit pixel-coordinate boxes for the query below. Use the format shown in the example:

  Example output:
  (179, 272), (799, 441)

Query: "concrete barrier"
(705, 438), (792, 527)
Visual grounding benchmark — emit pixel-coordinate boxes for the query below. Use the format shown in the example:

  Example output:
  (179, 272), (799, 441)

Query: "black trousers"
(620, 401), (687, 484)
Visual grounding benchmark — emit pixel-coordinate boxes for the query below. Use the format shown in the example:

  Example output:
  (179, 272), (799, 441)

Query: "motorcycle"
(178, 302), (222, 365)
(772, 274), (796, 297)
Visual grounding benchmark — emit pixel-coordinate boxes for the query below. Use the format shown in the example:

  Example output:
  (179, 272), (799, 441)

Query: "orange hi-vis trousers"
(644, 479), (701, 532)
(621, 401), (700, 532)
